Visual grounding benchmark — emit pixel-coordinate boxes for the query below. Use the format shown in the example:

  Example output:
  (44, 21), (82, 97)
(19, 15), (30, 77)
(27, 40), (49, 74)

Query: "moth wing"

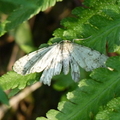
(68, 43), (87, 69)
(29, 44), (60, 74)
(72, 43), (108, 71)
(40, 44), (62, 85)
(13, 45), (54, 75)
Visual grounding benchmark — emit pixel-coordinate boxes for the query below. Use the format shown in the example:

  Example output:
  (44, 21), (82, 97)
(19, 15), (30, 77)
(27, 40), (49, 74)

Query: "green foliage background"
(0, 0), (120, 120)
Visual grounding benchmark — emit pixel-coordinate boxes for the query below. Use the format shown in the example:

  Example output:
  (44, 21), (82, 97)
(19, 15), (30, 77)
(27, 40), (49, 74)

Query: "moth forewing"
(52, 44), (63, 75)
(69, 44), (87, 69)
(28, 44), (59, 74)
(99, 54), (108, 66)
(72, 43), (108, 71)
(13, 46), (53, 75)
(40, 44), (63, 85)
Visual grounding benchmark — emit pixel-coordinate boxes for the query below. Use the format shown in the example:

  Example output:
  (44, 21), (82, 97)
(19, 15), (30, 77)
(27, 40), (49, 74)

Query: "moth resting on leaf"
(13, 40), (108, 86)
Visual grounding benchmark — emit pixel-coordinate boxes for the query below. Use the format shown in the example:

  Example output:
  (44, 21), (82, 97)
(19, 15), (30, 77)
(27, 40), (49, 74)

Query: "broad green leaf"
(0, 0), (63, 36)
(0, 87), (9, 105)
(14, 21), (36, 53)
(37, 56), (120, 120)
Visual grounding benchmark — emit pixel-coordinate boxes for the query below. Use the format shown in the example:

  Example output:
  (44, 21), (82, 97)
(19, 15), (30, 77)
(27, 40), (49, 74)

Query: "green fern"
(53, 1), (120, 53)
(0, 0), (120, 119)
(95, 97), (120, 120)
(0, 0), (63, 36)
(36, 56), (120, 120)
(0, 71), (40, 90)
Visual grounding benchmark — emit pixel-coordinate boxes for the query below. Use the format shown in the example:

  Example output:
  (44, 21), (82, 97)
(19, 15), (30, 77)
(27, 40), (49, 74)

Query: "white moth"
(13, 40), (108, 86)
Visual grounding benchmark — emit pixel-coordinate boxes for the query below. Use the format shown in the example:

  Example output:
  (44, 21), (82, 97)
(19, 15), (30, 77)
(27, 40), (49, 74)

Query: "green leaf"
(53, 68), (89, 91)
(0, 1), (17, 14)
(83, 0), (118, 7)
(0, 71), (40, 90)
(106, 56), (120, 71)
(0, 87), (9, 105)
(53, 1), (120, 54)
(14, 21), (36, 53)
(0, 0), (37, 7)
(95, 97), (120, 120)
(36, 117), (47, 120)
(37, 56), (120, 120)
(0, 0), (63, 36)
(53, 73), (78, 91)
(8, 88), (21, 98)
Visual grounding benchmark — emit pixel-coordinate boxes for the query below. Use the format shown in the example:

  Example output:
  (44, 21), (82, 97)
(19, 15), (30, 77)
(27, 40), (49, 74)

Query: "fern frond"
(95, 97), (120, 120)
(53, 1), (120, 53)
(0, 71), (39, 90)
(37, 56), (120, 120)
(0, 0), (63, 36)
